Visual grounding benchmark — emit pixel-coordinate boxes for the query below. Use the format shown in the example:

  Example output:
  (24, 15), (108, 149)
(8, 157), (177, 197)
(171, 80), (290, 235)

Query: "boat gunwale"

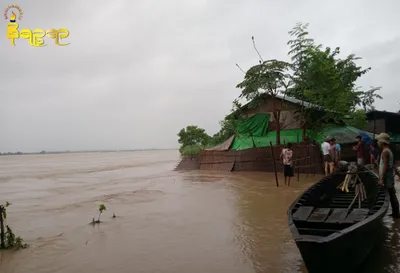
(288, 169), (390, 243)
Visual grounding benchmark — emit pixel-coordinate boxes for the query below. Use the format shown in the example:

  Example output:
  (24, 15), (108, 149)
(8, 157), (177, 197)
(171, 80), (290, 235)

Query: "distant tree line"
(0, 152), (23, 156)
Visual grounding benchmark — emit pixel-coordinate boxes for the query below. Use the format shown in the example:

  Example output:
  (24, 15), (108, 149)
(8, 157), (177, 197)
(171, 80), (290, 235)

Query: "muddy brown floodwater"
(0, 150), (400, 273)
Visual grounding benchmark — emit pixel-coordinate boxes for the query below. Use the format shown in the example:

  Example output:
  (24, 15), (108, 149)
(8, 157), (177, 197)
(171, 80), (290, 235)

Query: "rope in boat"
(337, 165), (367, 210)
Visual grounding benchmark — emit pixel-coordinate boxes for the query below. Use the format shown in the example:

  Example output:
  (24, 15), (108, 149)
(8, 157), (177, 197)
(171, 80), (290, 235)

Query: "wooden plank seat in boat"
(343, 209), (369, 223)
(297, 228), (339, 236)
(288, 167), (389, 273)
(293, 206), (314, 221)
(325, 208), (348, 223)
(307, 208), (331, 223)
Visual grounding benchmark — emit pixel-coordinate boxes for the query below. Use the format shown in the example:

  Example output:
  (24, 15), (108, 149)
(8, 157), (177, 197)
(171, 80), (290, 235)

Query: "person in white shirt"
(321, 137), (332, 176)
(280, 143), (294, 186)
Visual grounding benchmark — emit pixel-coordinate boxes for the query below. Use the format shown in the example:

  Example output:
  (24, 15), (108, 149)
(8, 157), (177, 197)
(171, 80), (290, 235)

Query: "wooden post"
(270, 141), (279, 187)
(297, 164), (300, 182)
(307, 145), (311, 178)
(0, 206), (5, 249)
(312, 146), (316, 176)
(295, 145), (300, 182)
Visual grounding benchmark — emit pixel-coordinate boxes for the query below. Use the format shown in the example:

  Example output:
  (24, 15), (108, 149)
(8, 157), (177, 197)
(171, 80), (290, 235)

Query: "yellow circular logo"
(4, 5), (23, 22)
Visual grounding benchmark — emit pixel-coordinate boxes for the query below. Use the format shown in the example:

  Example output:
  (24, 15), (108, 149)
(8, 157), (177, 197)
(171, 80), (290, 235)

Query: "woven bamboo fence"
(195, 143), (323, 173)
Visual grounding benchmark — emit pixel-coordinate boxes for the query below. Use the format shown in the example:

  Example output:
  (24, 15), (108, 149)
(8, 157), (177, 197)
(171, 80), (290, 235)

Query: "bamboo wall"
(197, 144), (323, 173)
(174, 156), (200, 171)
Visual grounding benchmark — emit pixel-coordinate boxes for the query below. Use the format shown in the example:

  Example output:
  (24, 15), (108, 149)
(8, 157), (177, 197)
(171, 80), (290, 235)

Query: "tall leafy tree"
(236, 59), (292, 144)
(287, 22), (377, 135)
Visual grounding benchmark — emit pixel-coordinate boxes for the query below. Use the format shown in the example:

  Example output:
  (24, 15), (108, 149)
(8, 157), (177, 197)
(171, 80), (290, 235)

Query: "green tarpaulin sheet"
(227, 112), (372, 150)
(236, 113), (270, 137)
(230, 129), (311, 150)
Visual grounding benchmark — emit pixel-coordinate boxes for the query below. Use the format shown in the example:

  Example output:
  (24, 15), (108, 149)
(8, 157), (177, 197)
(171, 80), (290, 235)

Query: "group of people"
(321, 137), (341, 176)
(324, 133), (400, 218)
(279, 138), (340, 186)
(279, 134), (400, 218)
(352, 134), (379, 169)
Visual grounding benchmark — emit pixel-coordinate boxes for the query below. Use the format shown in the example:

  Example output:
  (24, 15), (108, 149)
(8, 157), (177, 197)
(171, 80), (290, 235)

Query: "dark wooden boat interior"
(290, 170), (387, 238)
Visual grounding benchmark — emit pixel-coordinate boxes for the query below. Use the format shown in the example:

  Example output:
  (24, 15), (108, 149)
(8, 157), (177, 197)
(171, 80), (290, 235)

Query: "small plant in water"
(0, 201), (28, 249)
(91, 204), (106, 224)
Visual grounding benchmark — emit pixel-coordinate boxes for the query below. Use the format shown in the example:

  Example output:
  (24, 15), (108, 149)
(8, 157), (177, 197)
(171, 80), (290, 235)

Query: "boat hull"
(288, 169), (389, 273)
(296, 214), (384, 273)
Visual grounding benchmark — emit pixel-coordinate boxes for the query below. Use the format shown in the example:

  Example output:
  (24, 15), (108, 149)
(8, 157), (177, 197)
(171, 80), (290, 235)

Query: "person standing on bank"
(321, 137), (332, 176)
(336, 139), (342, 168)
(329, 137), (339, 172)
(280, 142), (294, 186)
(353, 135), (365, 166)
(377, 133), (400, 218)
(369, 142), (379, 170)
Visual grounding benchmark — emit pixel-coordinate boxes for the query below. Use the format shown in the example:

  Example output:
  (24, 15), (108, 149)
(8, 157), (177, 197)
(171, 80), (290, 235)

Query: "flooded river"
(0, 150), (399, 273)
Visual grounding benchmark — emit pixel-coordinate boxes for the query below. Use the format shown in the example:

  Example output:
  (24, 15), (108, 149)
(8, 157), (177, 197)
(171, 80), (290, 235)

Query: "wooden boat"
(288, 168), (389, 273)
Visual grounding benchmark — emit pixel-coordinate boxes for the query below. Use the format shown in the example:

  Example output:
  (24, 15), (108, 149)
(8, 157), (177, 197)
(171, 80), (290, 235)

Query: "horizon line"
(0, 148), (179, 155)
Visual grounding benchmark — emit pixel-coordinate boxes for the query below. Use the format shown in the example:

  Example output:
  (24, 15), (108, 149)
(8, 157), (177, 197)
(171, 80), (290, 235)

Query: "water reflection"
(358, 217), (400, 273)
(231, 172), (318, 273)
(230, 172), (400, 273)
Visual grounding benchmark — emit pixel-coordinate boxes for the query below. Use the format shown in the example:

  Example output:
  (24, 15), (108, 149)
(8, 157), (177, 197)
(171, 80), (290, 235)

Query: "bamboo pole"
(270, 141), (279, 187)
(347, 190), (359, 213)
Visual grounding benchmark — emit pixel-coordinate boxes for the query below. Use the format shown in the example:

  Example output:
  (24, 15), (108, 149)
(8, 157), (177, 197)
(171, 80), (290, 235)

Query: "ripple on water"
(1, 152), (400, 273)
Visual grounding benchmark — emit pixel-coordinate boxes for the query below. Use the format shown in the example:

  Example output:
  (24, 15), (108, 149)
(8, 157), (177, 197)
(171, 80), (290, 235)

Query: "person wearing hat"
(321, 136), (332, 176)
(376, 132), (400, 218)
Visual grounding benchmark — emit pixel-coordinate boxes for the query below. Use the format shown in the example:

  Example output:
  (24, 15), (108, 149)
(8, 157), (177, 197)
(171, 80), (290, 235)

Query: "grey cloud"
(1, 0), (399, 152)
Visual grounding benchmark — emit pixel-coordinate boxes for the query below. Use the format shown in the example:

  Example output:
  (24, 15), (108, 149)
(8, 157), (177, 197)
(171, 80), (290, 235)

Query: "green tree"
(346, 109), (368, 129)
(212, 115), (237, 146)
(286, 22), (378, 135)
(177, 125), (211, 154)
(236, 59), (292, 145)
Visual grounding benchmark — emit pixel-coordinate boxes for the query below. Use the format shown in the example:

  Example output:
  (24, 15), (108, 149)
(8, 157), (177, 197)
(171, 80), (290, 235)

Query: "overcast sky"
(1, 0), (399, 152)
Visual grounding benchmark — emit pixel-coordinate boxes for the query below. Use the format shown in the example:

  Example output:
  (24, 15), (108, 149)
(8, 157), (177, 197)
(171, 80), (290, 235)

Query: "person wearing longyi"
(376, 133), (400, 218)
(353, 135), (365, 166)
(280, 143), (294, 186)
